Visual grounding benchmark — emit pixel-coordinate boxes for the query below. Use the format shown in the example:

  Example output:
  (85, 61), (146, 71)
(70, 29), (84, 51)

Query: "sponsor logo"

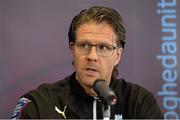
(55, 105), (67, 119)
(11, 97), (31, 119)
(115, 114), (123, 120)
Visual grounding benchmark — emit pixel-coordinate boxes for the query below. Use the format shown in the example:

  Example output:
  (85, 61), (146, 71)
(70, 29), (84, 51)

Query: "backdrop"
(0, 0), (179, 118)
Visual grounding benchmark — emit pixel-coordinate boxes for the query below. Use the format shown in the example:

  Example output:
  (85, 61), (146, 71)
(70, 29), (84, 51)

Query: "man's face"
(70, 22), (122, 89)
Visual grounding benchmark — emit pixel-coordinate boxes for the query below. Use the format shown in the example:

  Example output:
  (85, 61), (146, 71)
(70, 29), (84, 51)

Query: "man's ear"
(115, 48), (123, 66)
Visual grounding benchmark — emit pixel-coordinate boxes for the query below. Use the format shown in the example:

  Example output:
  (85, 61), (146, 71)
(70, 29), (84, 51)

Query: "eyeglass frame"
(70, 41), (121, 57)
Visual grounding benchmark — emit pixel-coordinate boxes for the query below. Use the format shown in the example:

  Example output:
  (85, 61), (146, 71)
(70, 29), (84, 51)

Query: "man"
(11, 6), (163, 119)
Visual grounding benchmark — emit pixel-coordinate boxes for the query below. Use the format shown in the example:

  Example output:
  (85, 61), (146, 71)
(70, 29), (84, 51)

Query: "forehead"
(76, 22), (117, 42)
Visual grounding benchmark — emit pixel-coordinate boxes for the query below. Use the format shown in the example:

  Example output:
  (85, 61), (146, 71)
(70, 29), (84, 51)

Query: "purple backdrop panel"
(0, 0), (179, 118)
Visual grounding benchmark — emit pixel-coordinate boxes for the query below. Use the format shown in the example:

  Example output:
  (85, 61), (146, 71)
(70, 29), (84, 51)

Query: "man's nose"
(86, 46), (98, 61)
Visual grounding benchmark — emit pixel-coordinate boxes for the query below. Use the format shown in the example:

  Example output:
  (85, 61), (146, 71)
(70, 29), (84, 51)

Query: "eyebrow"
(76, 39), (113, 45)
(76, 41), (117, 47)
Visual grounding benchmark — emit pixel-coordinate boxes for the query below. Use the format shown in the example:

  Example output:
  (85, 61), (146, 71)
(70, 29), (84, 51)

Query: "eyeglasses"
(71, 42), (119, 57)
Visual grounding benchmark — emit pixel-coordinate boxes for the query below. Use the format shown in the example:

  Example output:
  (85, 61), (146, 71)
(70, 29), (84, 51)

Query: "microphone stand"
(102, 103), (111, 120)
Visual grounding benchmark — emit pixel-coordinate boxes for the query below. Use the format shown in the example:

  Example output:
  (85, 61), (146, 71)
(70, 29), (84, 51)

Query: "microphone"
(93, 79), (117, 105)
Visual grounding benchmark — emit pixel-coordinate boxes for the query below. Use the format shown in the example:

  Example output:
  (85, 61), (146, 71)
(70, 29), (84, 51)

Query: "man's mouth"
(86, 68), (97, 72)
(84, 67), (99, 77)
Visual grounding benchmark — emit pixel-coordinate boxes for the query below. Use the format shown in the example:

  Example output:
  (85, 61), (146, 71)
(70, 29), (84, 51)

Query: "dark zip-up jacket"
(11, 72), (163, 119)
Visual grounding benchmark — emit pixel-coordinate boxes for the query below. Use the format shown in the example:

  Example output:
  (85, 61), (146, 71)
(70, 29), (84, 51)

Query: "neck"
(85, 86), (97, 97)
(79, 81), (97, 97)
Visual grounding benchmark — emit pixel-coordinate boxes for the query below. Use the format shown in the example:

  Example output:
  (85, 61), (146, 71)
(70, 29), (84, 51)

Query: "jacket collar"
(69, 72), (94, 101)
(69, 72), (117, 101)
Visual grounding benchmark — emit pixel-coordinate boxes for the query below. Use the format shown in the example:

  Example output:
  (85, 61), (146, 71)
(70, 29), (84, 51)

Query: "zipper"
(93, 97), (98, 120)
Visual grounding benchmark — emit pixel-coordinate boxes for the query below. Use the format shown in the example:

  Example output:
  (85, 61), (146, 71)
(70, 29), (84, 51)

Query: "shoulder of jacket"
(21, 74), (72, 101)
(112, 78), (154, 99)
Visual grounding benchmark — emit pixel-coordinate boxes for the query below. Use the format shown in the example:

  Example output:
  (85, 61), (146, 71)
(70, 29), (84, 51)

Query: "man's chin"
(77, 73), (100, 87)
(84, 79), (100, 89)
(86, 77), (99, 84)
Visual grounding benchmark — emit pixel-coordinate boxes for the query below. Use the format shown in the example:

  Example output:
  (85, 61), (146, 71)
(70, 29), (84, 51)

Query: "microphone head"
(93, 79), (117, 105)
